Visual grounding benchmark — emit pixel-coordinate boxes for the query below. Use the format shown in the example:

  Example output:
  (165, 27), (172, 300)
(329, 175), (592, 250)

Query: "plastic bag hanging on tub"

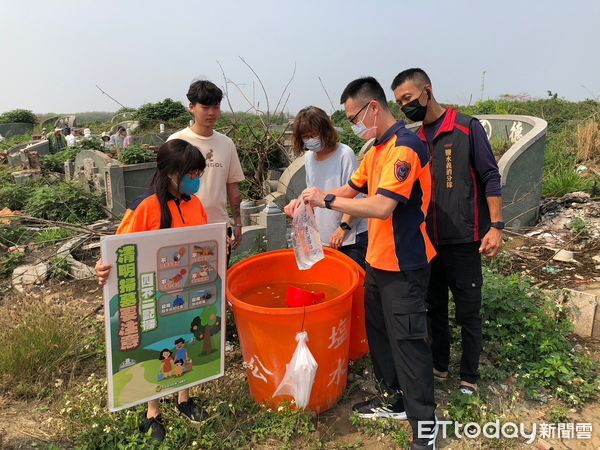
(291, 197), (324, 270)
(272, 331), (318, 409)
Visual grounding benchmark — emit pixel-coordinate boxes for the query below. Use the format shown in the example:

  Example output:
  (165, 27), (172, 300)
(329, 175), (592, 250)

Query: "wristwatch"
(324, 194), (336, 209)
(340, 221), (352, 231)
(490, 221), (505, 230)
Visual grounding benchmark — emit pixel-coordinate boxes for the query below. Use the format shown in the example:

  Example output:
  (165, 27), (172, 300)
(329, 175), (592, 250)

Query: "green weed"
(547, 405), (569, 423)
(34, 227), (76, 248)
(0, 223), (32, 247)
(350, 412), (410, 449)
(480, 269), (599, 406)
(49, 256), (72, 280)
(0, 251), (24, 278)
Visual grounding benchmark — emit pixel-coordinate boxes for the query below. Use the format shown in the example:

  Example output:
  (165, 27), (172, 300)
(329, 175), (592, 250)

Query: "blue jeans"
(339, 231), (368, 270)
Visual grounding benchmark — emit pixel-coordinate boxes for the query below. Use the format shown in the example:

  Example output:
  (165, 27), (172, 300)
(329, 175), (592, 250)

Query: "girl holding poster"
(95, 139), (207, 442)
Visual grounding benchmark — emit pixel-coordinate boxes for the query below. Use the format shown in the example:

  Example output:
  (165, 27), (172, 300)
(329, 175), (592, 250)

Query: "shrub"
(40, 147), (79, 173)
(79, 139), (104, 150)
(25, 182), (105, 223)
(0, 181), (38, 211)
(117, 145), (157, 165)
(134, 98), (191, 128)
(0, 109), (37, 125)
(218, 113), (289, 200)
(0, 166), (13, 186)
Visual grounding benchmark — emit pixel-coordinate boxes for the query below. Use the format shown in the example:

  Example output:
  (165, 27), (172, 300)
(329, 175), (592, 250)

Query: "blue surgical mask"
(179, 175), (201, 195)
(303, 137), (323, 152)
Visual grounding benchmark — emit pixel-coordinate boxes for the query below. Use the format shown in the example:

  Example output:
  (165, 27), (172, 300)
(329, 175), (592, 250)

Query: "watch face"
(324, 194), (335, 203)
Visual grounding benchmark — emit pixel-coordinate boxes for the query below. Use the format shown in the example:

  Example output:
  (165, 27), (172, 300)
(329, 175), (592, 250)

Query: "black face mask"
(401, 90), (429, 122)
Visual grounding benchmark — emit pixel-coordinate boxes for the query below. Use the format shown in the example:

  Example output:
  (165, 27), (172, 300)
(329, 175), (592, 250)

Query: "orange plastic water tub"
(322, 248), (369, 361)
(226, 249), (359, 413)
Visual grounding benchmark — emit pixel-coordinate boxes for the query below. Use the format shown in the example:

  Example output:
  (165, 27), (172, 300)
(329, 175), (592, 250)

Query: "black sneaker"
(352, 396), (407, 420)
(139, 414), (166, 442)
(176, 398), (204, 423)
(411, 416), (438, 450)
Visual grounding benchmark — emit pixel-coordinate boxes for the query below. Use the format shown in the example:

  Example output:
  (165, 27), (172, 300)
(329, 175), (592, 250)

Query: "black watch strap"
(340, 221), (352, 231)
(490, 221), (505, 230)
(324, 194), (336, 209)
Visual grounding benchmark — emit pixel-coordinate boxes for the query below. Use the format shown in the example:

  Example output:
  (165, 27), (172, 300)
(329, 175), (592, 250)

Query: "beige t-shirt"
(168, 127), (245, 224)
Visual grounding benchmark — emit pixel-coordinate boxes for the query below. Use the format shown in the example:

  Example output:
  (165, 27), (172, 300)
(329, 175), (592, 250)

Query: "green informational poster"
(100, 224), (226, 411)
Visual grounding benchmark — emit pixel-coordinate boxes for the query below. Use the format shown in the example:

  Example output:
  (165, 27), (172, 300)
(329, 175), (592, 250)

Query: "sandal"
(433, 368), (448, 381)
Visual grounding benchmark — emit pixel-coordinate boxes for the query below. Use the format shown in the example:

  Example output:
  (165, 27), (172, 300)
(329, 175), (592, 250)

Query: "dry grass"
(0, 298), (98, 398)
(576, 119), (600, 163)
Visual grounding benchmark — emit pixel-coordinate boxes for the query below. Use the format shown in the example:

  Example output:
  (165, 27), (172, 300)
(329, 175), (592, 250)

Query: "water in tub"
(239, 282), (342, 308)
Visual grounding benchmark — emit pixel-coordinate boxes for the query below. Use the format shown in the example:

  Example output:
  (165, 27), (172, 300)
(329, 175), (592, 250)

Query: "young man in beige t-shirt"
(168, 80), (245, 250)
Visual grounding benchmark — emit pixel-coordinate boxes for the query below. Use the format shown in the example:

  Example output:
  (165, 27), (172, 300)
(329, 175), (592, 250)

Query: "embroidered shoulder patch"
(394, 160), (411, 182)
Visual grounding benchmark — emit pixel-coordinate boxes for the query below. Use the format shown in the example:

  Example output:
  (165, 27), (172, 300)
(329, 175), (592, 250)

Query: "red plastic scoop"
(285, 285), (325, 307)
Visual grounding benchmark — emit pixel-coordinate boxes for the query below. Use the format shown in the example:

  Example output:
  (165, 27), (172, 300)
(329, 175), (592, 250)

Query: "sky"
(1, 0), (599, 115)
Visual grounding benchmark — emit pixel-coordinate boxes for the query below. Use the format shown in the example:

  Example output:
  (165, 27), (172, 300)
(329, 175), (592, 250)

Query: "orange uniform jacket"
(348, 121), (436, 272)
(116, 192), (208, 234)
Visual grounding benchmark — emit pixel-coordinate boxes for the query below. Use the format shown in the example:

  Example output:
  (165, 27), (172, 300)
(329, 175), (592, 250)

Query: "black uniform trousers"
(426, 241), (483, 384)
(364, 263), (436, 440)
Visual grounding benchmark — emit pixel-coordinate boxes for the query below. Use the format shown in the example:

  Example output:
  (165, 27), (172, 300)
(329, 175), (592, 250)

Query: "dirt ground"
(0, 276), (598, 450)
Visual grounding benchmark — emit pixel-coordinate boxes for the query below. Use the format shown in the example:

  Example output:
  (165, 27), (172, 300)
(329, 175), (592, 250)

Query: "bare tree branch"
(240, 57), (270, 122)
(216, 60), (239, 125)
(273, 62), (296, 116)
(318, 76), (336, 114)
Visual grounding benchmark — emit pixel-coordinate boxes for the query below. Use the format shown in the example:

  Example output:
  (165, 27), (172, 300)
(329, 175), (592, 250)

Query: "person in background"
(47, 127), (67, 153)
(392, 68), (503, 397)
(65, 128), (77, 147)
(284, 106), (368, 269)
(100, 132), (113, 151)
(168, 79), (245, 259)
(83, 128), (92, 140)
(95, 139), (208, 442)
(122, 128), (133, 148)
(110, 126), (126, 148)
